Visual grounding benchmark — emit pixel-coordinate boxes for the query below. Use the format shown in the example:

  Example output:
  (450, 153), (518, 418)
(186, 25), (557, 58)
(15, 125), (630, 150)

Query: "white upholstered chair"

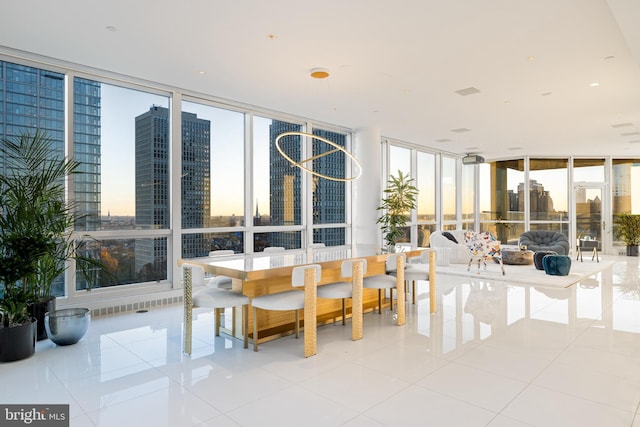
(363, 253), (405, 314)
(251, 264), (322, 356)
(317, 259), (366, 326)
(184, 263), (249, 349)
(263, 246), (286, 252)
(206, 250), (235, 290)
(403, 250), (432, 304)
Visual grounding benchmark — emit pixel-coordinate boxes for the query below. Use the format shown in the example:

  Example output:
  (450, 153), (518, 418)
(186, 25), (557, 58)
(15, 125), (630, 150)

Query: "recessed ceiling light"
(198, 70), (206, 75)
(621, 132), (640, 136)
(541, 92), (553, 96)
(310, 68), (330, 79)
(435, 138), (451, 143)
(105, 25), (117, 32)
(508, 147), (523, 151)
(590, 82), (600, 87)
(604, 55), (615, 60)
(451, 128), (471, 133)
(527, 55), (535, 61)
(628, 140), (640, 143)
(267, 34), (277, 39)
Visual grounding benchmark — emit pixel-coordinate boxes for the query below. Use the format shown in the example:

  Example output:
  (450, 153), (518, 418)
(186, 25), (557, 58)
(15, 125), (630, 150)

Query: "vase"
(0, 319), (36, 362)
(29, 297), (56, 341)
(45, 308), (91, 346)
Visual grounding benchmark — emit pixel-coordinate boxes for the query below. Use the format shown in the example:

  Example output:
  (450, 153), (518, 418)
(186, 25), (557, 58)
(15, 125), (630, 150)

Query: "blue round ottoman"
(542, 255), (571, 276)
(534, 250), (557, 270)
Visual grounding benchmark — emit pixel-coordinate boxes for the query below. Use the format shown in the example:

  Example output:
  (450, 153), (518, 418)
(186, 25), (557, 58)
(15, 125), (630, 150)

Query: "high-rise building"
(73, 77), (103, 231)
(268, 121), (346, 248)
(269, 120), (302, 249)
(311, 128), (346, 246)
(0, 62), (102, 294)
(134, 106), (210, 277)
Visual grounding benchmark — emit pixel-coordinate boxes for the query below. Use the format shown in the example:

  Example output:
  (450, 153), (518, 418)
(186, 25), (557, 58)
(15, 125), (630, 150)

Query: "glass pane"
(574, 158), (604, 182)
(529, 222), (568, 236)
(461, 164), (475, 223)
(479, 222), (524, 245)
(182, 102), (245, 227)
(312, 128), (346, 224)
(417, 152), (435, 223)
(254, 231), (302, 251)
(442, 156), (457, 222)
(575, 188), (601, 241)
(529, 158), (568, 222)
(74, 78), (170, 231)
(75, 238), (168, 290)
(254, 117), (302, 226)
(418, 224), (435, 247)
(612, 159), (640, 215)
(182, 232), (243, 258)
(389, 145), (410, 177)
(479, 160), (524, 244)
(312, 227), (345, 247)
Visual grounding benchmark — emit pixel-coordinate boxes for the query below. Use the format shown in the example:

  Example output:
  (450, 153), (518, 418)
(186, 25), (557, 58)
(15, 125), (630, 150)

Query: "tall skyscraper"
(134, 106), (210, 276)
(269, 120), (302, 248)
(73, 77), (103, 231)
(268, 121), (346, 248)
(0, 62), (102, 294)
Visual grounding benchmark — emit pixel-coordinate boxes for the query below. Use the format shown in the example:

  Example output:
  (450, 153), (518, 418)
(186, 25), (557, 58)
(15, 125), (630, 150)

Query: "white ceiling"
(2, 0), (640, 160)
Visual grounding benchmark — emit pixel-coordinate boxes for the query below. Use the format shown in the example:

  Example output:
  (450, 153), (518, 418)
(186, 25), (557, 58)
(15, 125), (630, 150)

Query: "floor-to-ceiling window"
(612, 159), (640, 249)
(311, 127), (348, 247)
(479, 159), (524, 245)
(461, 163), (476, 230)
(73, 79), (171, 292)
(441, 156), (458, 231)
(387, 145), (412, 243)
(180, 101), (246, 256)
(416, 151), (436, 246)
(529, 158), (569, 235)
(385, 141), (474, 247)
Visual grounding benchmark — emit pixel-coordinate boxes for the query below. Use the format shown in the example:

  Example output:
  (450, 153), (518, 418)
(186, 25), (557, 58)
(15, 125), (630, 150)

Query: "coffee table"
(501, 248), (534, 265)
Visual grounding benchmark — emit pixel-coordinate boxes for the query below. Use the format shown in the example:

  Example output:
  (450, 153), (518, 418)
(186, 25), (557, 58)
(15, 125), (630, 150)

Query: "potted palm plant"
(377, 170), (419, 252)
(614, 213), (640, 256)
(0, 130), (103, 351)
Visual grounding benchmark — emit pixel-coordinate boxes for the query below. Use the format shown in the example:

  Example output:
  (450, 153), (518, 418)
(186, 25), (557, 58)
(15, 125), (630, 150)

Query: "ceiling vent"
(455, 87), (481, 96)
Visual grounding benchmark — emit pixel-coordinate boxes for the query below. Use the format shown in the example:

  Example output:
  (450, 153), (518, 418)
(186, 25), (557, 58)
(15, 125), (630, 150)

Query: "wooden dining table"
(178, 245), (437, 356)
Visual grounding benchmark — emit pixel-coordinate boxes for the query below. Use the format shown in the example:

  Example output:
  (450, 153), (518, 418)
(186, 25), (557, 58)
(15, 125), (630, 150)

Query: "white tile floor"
(3, 256), (640, 427)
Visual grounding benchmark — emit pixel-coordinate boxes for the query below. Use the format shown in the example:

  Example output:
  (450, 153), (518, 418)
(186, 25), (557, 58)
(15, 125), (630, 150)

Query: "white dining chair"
(403, 250), (431, 304)
(251, 264), (321, 357)
(206, 250), (235, 290)
(317, 259), (366, 326)
(184, 263), (249, 349)
(363, 253), (405, 314)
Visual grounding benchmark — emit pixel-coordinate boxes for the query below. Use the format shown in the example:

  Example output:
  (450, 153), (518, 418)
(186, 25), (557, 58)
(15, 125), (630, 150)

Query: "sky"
(100, 84), (268, 217)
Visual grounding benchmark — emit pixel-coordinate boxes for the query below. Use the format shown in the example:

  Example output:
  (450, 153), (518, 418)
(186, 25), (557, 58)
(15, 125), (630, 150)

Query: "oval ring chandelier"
(274, 131), (362, 182)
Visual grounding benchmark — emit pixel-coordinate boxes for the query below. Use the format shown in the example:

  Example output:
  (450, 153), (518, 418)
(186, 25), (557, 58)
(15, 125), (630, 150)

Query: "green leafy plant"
(376, 170), (418, 251)
(614, 213), (640, 247)
(0, 130), (105, 327)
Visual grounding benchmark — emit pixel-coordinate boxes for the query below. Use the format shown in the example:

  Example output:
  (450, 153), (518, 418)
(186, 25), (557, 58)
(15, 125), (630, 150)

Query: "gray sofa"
(518, 230), (570, 255)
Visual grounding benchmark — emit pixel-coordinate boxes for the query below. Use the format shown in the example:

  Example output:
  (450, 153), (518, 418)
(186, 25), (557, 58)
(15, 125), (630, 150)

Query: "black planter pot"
(0, 319), (37, 362)
(627, 245), (639, 256)
(29, 298), (56, 341)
